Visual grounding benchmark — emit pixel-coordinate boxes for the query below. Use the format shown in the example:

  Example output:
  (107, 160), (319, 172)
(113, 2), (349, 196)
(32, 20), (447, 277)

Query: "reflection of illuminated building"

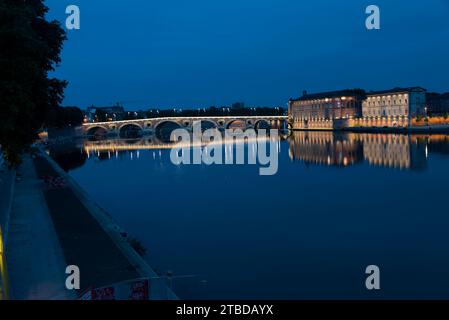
(361, 134), (427, 170)
(361, 134), (411, 169)
(288, 131), (363, 166)
(288, 132), (428, 170)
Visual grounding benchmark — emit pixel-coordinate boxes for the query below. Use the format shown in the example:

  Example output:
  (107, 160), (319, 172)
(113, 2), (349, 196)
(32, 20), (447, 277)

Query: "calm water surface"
(50, 132), (449, 299)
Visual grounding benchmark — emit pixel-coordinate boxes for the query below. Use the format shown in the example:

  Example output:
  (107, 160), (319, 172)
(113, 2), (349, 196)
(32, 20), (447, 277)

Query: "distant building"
(288, 89), (366, 129)
(361, 87), (426, 127)
(85, 105), (126, 122)
(87, 105), (125, 115)
(426, 92), (449, 115)
(231, 102), (245, 109)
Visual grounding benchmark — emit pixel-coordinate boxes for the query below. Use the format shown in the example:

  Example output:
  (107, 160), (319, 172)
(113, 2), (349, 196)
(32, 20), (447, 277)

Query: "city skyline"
(46, 0), (449, 109)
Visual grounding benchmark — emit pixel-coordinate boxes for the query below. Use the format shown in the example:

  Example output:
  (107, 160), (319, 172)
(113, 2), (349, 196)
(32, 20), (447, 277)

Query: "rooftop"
(290, 89), (366, 102)
(366, 87), (426, 96)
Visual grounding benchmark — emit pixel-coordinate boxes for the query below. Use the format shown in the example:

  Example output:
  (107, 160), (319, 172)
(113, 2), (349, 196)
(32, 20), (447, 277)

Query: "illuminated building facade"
(288, 89), (366, 130)
(360, 87), (427, 127)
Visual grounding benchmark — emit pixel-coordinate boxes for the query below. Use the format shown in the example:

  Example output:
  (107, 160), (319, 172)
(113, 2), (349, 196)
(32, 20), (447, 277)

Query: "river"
(48, 131), (449, 299)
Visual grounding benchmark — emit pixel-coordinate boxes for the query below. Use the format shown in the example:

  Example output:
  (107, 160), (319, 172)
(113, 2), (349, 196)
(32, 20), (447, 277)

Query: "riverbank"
(37, 150), (177, 299)
(4, 150), (176, 300)
(292, 125), (449, 134)
(346, 125), (449, 134)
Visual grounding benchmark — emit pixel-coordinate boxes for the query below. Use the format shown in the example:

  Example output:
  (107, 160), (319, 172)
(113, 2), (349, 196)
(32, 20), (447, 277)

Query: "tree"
(0, 0), (66, 167)
(46, 106), (84, 128)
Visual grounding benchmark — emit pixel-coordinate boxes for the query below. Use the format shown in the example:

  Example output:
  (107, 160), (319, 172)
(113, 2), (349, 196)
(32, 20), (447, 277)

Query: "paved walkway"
(5, 156), (72, 300)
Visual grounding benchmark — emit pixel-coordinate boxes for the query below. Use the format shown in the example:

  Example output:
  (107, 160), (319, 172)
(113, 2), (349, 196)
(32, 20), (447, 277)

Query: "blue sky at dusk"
(46, 0), (449, 109)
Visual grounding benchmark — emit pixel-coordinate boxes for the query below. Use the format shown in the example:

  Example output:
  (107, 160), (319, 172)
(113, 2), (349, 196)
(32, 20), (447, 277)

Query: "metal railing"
(82, 115), (288, 126)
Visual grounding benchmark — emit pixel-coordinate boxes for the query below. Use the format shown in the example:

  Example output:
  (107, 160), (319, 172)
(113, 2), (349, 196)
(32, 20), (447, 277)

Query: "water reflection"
(288, 131), (438, 171)
(49, 132), (449, 172)
(288, 132), (363, 167)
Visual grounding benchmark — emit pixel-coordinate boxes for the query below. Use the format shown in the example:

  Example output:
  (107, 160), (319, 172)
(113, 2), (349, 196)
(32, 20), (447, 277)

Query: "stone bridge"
(82, 116), (288, 138)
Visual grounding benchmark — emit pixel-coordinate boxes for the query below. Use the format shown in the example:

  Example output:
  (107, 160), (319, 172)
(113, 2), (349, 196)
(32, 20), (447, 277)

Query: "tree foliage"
(46, 106), (84, 128)
(0, 0), (66, 167)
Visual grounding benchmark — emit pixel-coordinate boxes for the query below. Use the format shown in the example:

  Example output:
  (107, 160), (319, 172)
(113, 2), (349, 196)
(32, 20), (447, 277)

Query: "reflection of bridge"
(83, 134), (279, 154)
(82, 116), (288, 137)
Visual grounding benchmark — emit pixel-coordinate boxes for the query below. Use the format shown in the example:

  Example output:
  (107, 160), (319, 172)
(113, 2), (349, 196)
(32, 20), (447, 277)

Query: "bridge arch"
(199, 120), (219, 131)
(154, 120), (183, 142)
(86, 126), (109, 137)
(119, 123), (143, 138)
(226, 119), (247, 130)
(254, 119), (271, 130)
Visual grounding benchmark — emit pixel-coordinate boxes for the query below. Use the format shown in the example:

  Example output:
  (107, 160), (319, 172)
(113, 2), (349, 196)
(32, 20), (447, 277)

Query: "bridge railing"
(82, 116), (288, 127)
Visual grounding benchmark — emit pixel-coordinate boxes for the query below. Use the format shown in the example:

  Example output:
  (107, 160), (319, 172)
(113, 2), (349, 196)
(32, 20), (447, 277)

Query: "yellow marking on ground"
(0, 227), (9, 300)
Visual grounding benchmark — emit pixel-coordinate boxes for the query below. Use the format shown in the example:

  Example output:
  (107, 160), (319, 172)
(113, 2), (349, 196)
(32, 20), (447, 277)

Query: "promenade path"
(5, 156), (71, 299)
